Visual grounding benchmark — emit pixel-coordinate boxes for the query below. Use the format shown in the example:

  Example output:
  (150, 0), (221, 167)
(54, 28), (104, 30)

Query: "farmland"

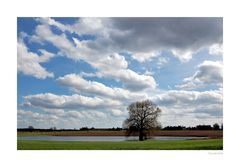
(17, 130), (223, 138)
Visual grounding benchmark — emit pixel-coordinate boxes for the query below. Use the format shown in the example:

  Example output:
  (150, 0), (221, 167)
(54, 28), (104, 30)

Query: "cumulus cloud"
(17, 39), (54, 79)
(37, 17), (222, 63)
(57, 73), (147, 101)
(171, 49), (194, 62)
(144, 70), (154, 75)
(17, 18), (223, 128)
(19, 89), (223, 127)
(18, 109), (59, 127)
(34, 24), (86, 61)
(151, 90), (223, 125)
(30, 17), (222, 89)
(32, 24), (157, 91)
(93, 53), (128, 70)
(37, 17), (109, 37)
(18, 109), (109, 129)
(159, 112), (222, 127)
(209, 43), (223, 56)
(110, 109), (127, 117)
(66, 110), (107, 120)
(112, 18), (222, 62)
(110, 17), (222, 62)
(157, 57), (169, 69)
(132, 51), (160, 63)
(176, 60), (223, 90)
(42, 109), (65, 115)
(153, 90), (222, 107)
(23, 93), (121, 109)
(98, 69), (156, 91)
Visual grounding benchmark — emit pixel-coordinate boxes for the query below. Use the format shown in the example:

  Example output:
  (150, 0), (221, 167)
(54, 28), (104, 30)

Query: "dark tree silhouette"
(28, 126), (34, 132)
(28, 126), (34, 130)
(123, 100), (161, 141)
(213, 123), (220, 130)
(220, 123), (223, 130)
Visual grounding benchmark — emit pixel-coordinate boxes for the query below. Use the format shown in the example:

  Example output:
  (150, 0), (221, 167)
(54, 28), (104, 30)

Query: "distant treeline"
(163, 123), (223, 130)
(18, 123), (222, 132)
(17, 126), (123, 132)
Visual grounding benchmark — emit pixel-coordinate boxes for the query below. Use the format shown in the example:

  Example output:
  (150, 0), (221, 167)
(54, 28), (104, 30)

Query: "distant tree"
(123, 100), (161, 141)
(80, 127), (89, 131)
(213, 123), (220, 130)
(50, 127), (57, 130)
(28, 126), (34, 132)
(116, 127), (122, 131)
(196, 125), (212, 130)
(220, 123), (223, 130)
(28, 126), (34, 130)
(163, 126), (186, 130)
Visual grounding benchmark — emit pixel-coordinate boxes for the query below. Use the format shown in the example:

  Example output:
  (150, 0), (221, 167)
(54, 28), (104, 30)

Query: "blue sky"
(17, 17), (223, 129)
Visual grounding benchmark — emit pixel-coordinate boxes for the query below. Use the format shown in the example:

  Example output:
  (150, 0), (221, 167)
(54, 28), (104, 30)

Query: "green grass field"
(17, 139), (223, 150)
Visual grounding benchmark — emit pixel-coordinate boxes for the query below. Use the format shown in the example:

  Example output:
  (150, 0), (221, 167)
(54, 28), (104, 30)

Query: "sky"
(17, 17), (223, 129)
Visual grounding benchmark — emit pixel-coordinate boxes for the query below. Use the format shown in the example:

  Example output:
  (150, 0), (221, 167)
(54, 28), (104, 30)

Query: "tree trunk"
(139, 130), (144, 141)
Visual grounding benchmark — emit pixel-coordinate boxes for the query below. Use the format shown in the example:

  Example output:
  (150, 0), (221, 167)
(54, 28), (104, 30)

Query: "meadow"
(17, 139), (223, 150)
(17, 130), (223, 150)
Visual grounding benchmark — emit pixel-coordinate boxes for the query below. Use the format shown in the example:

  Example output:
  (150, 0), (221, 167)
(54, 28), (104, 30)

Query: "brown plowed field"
(18, 130), (223, 139)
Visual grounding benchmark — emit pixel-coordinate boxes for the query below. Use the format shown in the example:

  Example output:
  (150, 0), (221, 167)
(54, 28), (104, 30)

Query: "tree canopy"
(123, 100), (161, 141)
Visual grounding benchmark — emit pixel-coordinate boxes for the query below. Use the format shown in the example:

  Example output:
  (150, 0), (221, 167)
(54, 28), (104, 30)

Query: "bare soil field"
(18, 130), (223, 139)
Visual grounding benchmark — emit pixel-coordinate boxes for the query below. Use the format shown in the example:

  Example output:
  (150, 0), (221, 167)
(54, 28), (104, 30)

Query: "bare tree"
(123, 100), (161, 141)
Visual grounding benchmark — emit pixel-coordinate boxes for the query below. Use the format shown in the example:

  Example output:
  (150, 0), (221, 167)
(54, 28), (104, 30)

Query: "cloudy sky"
(17, 17), (223, 129)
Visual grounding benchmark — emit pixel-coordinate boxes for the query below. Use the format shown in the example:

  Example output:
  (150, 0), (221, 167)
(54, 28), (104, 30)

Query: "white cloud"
(171, 49), (193, 62)
(144, 70), (154, 75)
(159, 112), (222, 127)
(57, 73), (147, 101)
(152, 90), (222, 126)
(65, 110), (84, 119)
(110, 109), (127, 117)
(157, 57), (169, 69)
(93, 53), (128, 70)
(36, 17), (222, 63)
(38, 17), (105, 35)
(66, 110), (107, 120)
(17, 18), (223, 128)
(37, 49), (55, 62)
(18, 109), (59, 127)
(97, 69), (157, 91)
(34, 24), (87, 61)
(18, 109), (109, 129)
(153, 90), (222, 106)
(132, 51), (160, 63)
(42, 109), (65, 115)
(176, 60), (223, 90)
(32, 25), (157, 91)
(24, 93), (121, 109)
(19, 89), (223, 128)
(17, 39), (54, 79)
(209, 43), (223, 56)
